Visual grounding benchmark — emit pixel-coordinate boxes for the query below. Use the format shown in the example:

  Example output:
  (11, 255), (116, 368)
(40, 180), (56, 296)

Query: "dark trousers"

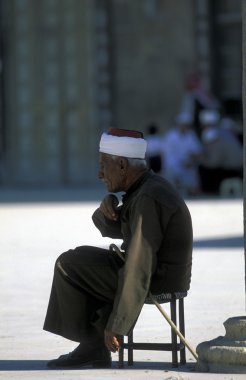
(43, 246), (123, 344)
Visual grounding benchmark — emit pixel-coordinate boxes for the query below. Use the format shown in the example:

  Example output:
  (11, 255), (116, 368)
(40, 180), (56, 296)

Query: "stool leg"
(128, 330), (134, 366)
(179, 298), (186, 365)
(118, 335), (124, 368)
(170, 299), (178, 367)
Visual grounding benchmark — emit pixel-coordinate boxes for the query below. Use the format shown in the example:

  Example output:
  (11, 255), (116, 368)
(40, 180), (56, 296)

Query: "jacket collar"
(122, 170), (152, 203)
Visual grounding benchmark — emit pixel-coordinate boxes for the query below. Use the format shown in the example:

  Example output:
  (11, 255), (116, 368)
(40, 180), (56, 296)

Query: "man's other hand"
(104, 330), (120, 352)
(99, 195), (119, 221)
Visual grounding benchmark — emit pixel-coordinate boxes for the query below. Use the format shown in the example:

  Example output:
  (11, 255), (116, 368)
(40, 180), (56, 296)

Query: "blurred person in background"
(180, 72), (220, 138)
(145, 123), (163, 174)
(198, 110), (243, 195)
(162, 112), (203, 196)
(198, 109), (220, 133)
(219, 115), (243, 145)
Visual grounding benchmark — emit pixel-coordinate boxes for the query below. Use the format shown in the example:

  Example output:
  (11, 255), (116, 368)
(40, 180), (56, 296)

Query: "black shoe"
(47, 345), (112, 369)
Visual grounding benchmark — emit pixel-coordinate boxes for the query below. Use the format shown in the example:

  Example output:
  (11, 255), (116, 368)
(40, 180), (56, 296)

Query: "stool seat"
(145, 291), (187, 304)
(118, 292), (187, 368)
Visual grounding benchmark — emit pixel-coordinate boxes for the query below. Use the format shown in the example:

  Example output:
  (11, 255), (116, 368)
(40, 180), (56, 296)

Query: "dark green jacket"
(92, 171), (193, 335)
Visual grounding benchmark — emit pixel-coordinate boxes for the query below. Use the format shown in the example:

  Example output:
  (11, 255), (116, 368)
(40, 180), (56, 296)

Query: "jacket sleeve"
(92, 207), (123, 239)
(106, 195), (165, 335)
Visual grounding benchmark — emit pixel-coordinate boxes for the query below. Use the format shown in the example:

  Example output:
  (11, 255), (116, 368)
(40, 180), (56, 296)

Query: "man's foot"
(47, 345), (112, 369)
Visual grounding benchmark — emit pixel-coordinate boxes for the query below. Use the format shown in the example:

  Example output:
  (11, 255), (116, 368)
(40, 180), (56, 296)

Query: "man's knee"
(54, 246), (95, 270)
(55, 249), (74, 267)
(54, 248), (79, 275)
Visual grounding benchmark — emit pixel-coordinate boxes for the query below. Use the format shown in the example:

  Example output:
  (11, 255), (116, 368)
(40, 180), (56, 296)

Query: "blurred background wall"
(0, 0), (242, 186)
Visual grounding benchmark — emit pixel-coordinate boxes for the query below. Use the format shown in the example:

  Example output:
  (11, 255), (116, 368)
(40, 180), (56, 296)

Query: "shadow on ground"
(0, 360), (196, 372)
(0, 360), (48, 371)
(0, 185), (106, 203)
(0, 186), (242, 204)
(193, 235), (243, 249)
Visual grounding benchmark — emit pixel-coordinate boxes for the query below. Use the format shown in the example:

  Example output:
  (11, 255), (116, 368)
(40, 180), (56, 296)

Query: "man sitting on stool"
(43, 128), (193, 369)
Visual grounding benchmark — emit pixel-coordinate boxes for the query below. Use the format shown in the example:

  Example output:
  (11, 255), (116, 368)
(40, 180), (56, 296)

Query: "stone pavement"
(0, 186), (245, 380)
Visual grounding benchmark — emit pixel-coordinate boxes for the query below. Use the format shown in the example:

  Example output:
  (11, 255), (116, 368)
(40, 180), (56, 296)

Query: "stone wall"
(112, 0), (196, 133)
(2, 0), (98, 185)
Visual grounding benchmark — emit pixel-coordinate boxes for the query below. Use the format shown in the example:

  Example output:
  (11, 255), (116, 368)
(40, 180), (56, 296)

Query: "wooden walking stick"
(109, 244), (199, 362)
(148, 293), (198, 361)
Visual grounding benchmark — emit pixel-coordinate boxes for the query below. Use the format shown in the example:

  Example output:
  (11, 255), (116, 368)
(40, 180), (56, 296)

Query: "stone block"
(196, 316), (246, 373)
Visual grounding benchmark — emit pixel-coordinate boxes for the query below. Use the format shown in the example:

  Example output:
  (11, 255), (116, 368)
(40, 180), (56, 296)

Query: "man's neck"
(125, 168), (148, 191)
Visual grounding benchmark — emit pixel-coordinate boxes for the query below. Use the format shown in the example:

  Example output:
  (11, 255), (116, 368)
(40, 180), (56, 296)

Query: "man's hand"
(104, 330), (121, 352)
(99, 195), (119, 221)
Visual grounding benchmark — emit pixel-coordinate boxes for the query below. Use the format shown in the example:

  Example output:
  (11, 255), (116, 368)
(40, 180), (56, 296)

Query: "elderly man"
(43, 128), (193, 369)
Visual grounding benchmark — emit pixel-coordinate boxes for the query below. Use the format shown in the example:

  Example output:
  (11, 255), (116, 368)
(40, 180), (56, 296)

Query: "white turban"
(99, 130), (147, 159)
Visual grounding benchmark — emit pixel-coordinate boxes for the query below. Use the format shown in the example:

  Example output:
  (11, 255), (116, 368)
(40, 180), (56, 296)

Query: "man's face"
(98, 153), (124, 193)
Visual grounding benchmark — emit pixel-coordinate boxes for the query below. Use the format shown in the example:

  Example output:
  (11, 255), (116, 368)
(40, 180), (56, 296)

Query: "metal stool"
(118, 292), (187, 368)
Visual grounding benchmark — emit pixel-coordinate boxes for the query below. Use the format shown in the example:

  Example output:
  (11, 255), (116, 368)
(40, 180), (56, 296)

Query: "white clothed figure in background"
(198, 110), (243, 194)
(162, 112), (203, 195)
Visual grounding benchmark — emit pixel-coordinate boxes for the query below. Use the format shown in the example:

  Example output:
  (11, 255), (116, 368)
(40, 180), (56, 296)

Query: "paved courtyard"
(0, 187), (245, 379)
